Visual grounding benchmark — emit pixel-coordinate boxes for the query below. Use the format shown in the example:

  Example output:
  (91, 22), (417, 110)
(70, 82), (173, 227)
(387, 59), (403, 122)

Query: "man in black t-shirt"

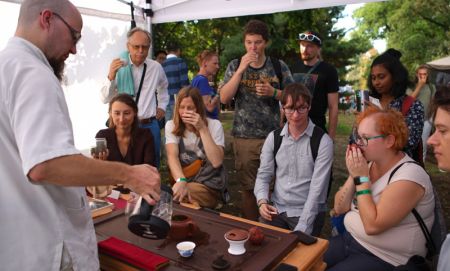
(290, 30), (339, 139)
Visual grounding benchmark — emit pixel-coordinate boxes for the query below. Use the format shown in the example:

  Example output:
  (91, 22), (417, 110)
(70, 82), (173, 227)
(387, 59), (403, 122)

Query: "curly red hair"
(356, 106), (408, 151)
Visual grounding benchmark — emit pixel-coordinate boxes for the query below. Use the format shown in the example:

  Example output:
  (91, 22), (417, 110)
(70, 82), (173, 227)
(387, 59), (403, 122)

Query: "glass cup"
(95, 138), (107, 154)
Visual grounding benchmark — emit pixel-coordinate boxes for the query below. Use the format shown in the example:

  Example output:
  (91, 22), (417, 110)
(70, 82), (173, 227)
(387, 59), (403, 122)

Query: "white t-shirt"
(165, 118), (224, 159)
(345, 155), (435, 266)
(0, 37), (98, 270)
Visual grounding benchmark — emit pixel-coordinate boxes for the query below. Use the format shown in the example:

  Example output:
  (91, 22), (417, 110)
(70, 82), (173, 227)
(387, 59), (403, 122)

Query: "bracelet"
(272, 88), (278, 98)
(176, 177), (188, 183)
(258, 202), (267, 209)
(356, 189), (371, 196)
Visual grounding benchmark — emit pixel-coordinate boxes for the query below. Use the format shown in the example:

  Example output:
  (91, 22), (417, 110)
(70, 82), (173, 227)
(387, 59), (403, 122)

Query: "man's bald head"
(18, 0), (71, 27)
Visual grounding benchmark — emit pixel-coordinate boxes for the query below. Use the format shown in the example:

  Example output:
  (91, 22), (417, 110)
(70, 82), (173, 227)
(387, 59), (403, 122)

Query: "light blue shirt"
(254, 120), (334, 234)
(438, 234), (450, 271)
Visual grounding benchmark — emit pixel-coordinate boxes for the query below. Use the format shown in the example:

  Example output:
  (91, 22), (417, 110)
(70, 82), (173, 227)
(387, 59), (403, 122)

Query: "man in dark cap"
(290, 30), (339, 140)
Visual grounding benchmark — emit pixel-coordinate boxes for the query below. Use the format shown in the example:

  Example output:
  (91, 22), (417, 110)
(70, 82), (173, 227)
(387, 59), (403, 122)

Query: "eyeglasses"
(53, 12), (81, 44)
(351, 131), (386, 147)
(128, 43), (150, 51)
(298, 33), (321, 45)
(283, 106), (309, 114)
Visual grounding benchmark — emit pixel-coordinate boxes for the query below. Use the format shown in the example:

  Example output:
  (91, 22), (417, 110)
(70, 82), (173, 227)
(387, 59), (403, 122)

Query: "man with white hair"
(101, 27), (169, 168)
(0, 1), (161, 270)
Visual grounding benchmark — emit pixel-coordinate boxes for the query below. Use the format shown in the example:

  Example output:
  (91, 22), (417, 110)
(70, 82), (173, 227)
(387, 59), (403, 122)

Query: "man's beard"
(48, 57), (65, 82)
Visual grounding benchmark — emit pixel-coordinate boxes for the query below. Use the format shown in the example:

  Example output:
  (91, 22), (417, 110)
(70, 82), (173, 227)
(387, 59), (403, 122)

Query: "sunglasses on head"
(298, 33), (321, 44)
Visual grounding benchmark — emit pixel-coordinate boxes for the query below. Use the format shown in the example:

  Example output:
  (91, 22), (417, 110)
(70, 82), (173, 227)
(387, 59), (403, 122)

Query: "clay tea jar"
(169, 214), (198, 240)
(224, 228), (249, 255)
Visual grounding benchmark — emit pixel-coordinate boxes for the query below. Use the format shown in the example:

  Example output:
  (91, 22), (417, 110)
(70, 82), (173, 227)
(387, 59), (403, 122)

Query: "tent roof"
(70, 0), (384, 24)
(427, 56), (450, 71)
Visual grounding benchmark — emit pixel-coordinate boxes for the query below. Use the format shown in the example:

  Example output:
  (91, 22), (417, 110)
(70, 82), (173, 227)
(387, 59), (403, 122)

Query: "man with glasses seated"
(290, 30), (339, 140)
(101, 27), (169, 168)
(254, 83), (333, 236)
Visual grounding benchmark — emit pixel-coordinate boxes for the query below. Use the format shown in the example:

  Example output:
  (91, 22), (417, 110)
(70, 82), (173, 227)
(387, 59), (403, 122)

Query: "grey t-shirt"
(407, 83), (436, 119)
(223, 57), (293, 138)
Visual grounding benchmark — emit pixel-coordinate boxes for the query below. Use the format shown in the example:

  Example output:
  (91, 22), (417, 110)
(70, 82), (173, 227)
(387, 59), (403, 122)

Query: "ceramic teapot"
(169, 214), (198, 240)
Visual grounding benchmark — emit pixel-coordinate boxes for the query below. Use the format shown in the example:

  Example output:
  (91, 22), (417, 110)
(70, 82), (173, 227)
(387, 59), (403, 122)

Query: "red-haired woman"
(325, 106), (434, 271)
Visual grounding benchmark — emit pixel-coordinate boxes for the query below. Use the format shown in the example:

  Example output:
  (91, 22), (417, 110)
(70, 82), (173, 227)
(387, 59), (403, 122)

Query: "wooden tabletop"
(96, 202), (328, 271)
(219, 212), (328, 271)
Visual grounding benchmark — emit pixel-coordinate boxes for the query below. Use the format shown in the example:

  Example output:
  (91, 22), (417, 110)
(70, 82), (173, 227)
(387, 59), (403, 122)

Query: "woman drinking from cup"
(324, 106), (434, 271)
(165, 86), (227, 208)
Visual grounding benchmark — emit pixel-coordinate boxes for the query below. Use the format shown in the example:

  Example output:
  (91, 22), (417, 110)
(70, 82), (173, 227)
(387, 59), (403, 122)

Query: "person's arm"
(405, 100), (424, 151)
(220, 53), (257, 104)
(254, 132), (278, 221)
(156, 64), (169, 120)
(333, 175), (355, 215)
(198, 121), (224, 168)
(294, 135), (334, 234)
(166, 143), (190, 202)
(28, 154), (161, 204)
(327, 92), (339, 140)
(356, 178), (425, 235)
(345, 146), (426, 235)
(410, 73), (427, 98)
(100, 59), (123, 104)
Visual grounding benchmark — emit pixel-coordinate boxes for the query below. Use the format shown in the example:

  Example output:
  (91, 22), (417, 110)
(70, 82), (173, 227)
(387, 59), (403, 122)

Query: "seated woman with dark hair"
(90, 93), (155, 197)
(165, 86), (226, 208)
(324, 106), (434, 271)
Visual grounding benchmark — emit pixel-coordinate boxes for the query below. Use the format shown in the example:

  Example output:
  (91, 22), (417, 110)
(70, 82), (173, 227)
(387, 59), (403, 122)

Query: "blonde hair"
(196, 50), (218, 68)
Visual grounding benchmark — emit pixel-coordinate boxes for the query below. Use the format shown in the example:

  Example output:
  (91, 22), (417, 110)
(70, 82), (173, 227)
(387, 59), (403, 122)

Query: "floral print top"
(389, 95), (424, 158)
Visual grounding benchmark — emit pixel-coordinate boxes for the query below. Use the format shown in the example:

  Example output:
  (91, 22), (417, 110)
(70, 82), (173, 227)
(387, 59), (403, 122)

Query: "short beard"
(47, 57), (65, 82)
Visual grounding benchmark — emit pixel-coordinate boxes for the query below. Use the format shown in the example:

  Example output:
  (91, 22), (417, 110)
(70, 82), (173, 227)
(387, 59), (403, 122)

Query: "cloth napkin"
(98, 237), (169, 271)
(116, 51), (135, 96)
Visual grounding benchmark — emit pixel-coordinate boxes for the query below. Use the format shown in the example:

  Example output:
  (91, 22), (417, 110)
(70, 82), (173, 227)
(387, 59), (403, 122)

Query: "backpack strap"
(273, 125), (325, 171)
(272, 128), (283, 171)
(310, 125), (325, 162)
(400, 96), (425, 166)
(387, 160), (436, 256)
(401, 95), (415, 116)
(270, 56), (283, 89)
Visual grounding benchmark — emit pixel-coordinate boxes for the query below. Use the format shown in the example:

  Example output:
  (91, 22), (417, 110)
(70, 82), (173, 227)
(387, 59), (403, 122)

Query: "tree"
(353, 0), (450, 75)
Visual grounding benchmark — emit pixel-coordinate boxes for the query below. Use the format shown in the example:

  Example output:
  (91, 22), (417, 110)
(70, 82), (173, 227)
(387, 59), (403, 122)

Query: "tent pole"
(145, 0), (154, 58)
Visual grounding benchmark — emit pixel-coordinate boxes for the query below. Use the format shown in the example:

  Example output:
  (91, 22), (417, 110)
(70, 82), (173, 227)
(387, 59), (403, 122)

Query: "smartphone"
(273, 263), (298, 271)
(291, 231), (317, 245)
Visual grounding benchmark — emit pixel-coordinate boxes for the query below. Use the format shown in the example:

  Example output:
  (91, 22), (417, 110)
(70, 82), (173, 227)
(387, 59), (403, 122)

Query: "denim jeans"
(324, 231), (394, 271)
(140, 119), (161, 168)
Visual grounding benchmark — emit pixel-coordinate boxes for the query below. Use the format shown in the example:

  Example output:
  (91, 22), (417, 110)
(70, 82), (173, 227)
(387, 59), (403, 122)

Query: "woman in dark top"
(368, 48), (424, 161)
(94, 93), (155, 166)
(90, 94), (155, 196)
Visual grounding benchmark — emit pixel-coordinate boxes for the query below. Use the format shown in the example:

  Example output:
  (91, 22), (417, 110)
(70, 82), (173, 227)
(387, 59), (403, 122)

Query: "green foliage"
(353, 0), (450, 76)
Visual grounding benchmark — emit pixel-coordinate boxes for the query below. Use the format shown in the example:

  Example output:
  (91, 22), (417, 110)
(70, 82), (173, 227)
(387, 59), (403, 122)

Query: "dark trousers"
(260, 211), (325, 237)
(324, 231), (395, 271)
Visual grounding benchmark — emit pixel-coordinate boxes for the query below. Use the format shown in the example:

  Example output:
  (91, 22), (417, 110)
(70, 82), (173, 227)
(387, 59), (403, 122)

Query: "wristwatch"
(353, 176), (369, 186)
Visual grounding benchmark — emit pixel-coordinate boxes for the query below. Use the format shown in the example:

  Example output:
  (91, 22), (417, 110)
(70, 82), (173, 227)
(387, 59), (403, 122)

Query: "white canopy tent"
(0, 0), (384, 150)
(427, 56), (450, 71)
